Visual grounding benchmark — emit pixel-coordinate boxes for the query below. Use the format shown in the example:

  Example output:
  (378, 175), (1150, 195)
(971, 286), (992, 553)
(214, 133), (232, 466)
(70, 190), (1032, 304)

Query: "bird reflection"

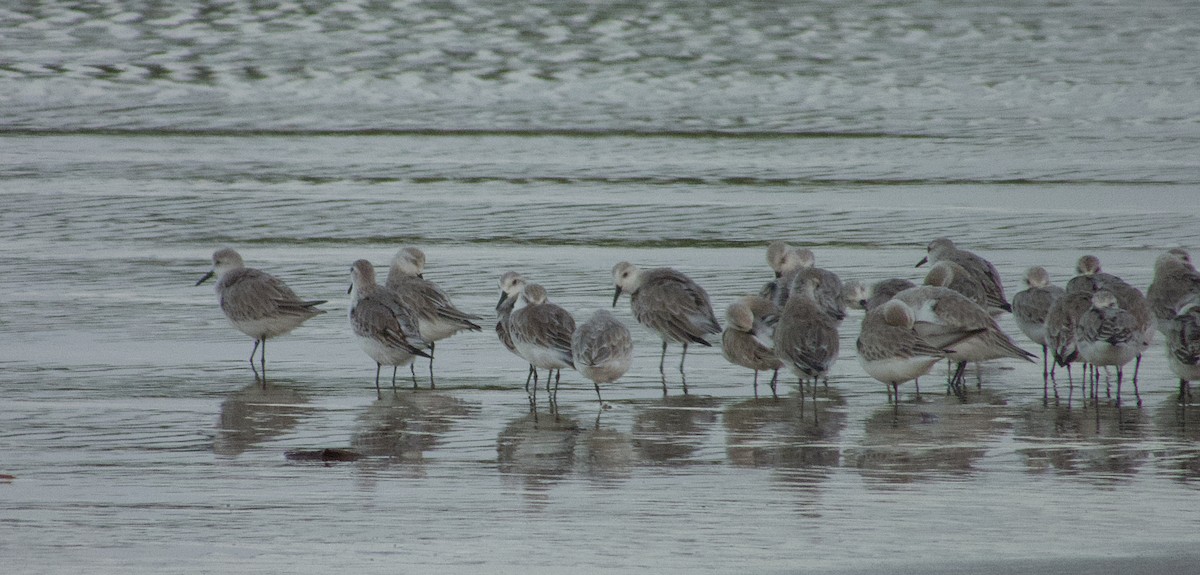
(213, 379), (312, 457)
(724, 391), (846, 493)
(497, 411), (582, 501)
(846, 390), (1014, 485)
(631, 394), (718, 465)
(1016, 401), (1149, 482)
(579, 414), (635, 485)
(1151, 401), (1200, 484)
(350, 392), (476, 466)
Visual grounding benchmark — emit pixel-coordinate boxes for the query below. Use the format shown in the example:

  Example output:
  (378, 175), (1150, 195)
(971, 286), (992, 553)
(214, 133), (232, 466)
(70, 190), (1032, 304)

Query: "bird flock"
(197, 239), (1200, 411)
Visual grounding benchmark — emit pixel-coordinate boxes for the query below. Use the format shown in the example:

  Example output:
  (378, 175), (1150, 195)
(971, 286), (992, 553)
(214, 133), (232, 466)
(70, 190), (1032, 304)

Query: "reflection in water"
(213, 380), (313, 457)
(579, 415), (635, 486)
(350, 392), (476, 465)
(1016, 401), (1149, 482)
(724, 391), (846, 494)
(497, 411), (581, 501)
(631, 395), (718, 465)
(846, 390), (1014, 485)
(1151, 402), (1200, 485)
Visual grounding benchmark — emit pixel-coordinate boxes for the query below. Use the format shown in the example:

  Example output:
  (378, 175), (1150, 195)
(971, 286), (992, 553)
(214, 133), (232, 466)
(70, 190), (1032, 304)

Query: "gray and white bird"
(496, 272), (542, 395)
(348, 259), (431, 398)
(1064, 255), (1125, 295)
(916, 237), (1011, 314)
(1043, 289), (1097, 382)
(196, 248), (326, 382)
(893, 285), (1034, 392)
(758, 240), (794, 303)
(509, 283), (576, 405)
(385, 247), (483, 385)
(774, 273), (840, 408)
(721, 296), (784, 398)
(1062, 256), (1156, 386)
(923, 260), (990, 311)
(865, 278), (917, 311)
(856, 299), (950, 404)
(775, 248), (846, 322)
(1012, 266), (1066, 382)
(572, 309), (634, 404)
(1147, 250), (1200, 336)
(612, 261), (720, 392)
(1075, 289), (1144, 406)
(1166, 300), (1200, 402)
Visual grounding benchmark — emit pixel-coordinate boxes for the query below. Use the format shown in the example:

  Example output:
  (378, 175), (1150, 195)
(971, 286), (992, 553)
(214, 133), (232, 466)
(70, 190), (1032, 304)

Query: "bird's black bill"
(195, 271), (215, 286)
(611, 287), (622, 307)
(915, 256), (928, 268)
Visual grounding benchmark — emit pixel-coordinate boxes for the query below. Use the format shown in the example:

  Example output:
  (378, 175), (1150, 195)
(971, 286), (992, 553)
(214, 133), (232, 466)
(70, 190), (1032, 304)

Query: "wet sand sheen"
(4, 229), (1200, 574)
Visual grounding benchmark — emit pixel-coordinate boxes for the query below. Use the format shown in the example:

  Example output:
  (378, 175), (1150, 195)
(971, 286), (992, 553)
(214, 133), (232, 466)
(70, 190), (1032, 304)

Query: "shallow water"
(3, 1), (1200, 573)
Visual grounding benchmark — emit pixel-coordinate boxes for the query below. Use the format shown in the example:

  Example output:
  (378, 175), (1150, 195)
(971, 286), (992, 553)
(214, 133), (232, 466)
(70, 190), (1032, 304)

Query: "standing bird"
(497, 272), (548, 402)
(1167, 300), (1200, 403)
(348, 260), (431, 398)
(1043, 290), (1096, 385)
(612, 261), (720, 392)
(893, 285), (1034, 393)
(916, 237), (1011, 314)
(856, 299), (950, 405)
(1075, 290), (1143, 407)
(196, 248), (326, 382)
(774, 274), (840, 411)
(385, 247), (483, 386)
(1064, 255), (1124, 295)
(721, 296), (783, 398)
(1012, 266), (1066, 384)
(495, 272), (530, 369)
(1148, 250), (1200, 336)
(923, 260), (990, 310)
(1062, 256), (1155, 387)
(759, 240), (793, 302)
(774, 248), (846, 322)
(572, 309), (634, 404)
(509, 283), (576, 406)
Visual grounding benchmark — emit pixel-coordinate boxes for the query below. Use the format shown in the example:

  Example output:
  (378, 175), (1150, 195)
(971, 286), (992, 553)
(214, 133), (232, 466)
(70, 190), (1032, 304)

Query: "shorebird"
(509, 283), (576, 406)
(348, 259), (431, 398)
(916, 237), (1011, 313)
(1075, 289), (1143, 406)
(774, 248), (845, 322)
(721, 296), (783, 398)
(196, 248), (326, 382)
(1167, 300), (1200, 403)
(572, 309), (634, 404)
(865, 278), (917, 311)
(1148, 250), (1200, 336)
(774, 274), (839, 410)
(842, 280), (870, 311)
(758, 240), (793, 302)
(1061, 256), (1155, 389)
(893, 285), (1034, 393)
(1064, 255), (1125, 295)
(1044, 289), (1096, 386)
(1012, 266), (1066, 384)
(385, 247), (483, 386)
(612, 261), (720, 392)
(856, 299), (950, 404)
(923, 260), (990, 310)
(497, 272), (549, 400)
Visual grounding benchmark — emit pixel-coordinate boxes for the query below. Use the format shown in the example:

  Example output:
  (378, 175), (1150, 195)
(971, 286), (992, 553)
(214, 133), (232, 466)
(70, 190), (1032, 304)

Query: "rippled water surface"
(3, 1), (1200, 573)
